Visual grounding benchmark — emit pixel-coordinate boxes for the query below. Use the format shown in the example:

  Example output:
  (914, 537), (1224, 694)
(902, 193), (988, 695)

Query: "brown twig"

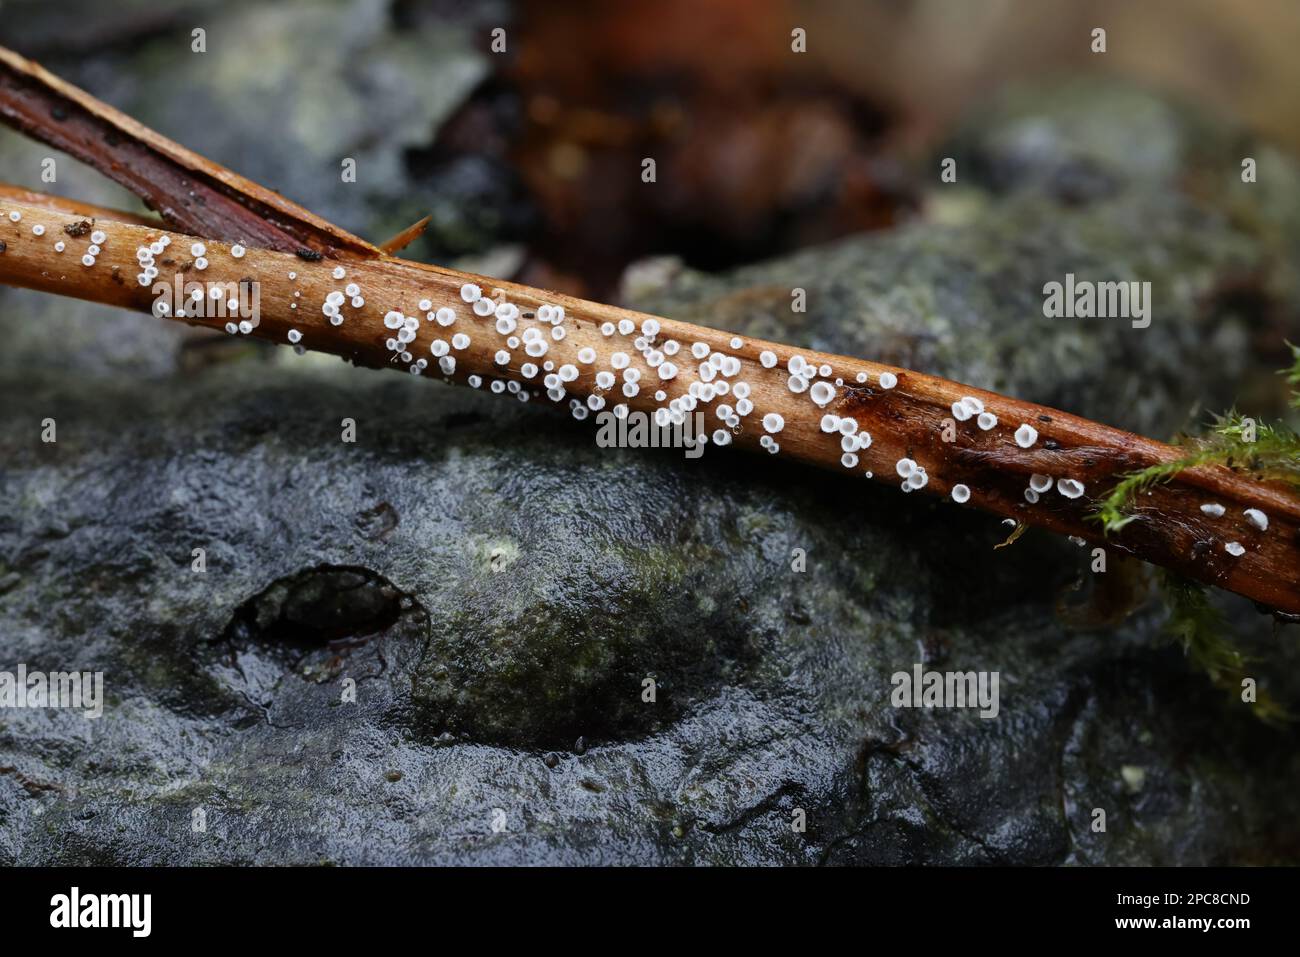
(1, 46), (1297, 615)
(0, 47), (377, 259)
(0, 183), (159, 227)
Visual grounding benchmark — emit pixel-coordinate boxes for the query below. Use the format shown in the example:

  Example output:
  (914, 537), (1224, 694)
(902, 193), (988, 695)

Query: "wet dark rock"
(408, 481), (763, 748)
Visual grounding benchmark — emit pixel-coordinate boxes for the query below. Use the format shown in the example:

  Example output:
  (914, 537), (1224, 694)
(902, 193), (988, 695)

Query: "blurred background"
(2, 0), (1299, 303)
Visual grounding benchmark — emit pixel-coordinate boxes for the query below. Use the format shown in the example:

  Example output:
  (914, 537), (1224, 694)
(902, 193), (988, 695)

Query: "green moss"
(1285, 341), (1300, 409)
(1093, 356), (1300, 534)
(1161, 571), (1289, 725)
(1092, 345), (1300, 721)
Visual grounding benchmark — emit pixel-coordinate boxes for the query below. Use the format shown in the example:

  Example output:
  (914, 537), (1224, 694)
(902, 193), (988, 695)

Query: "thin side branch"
(0, 47), (378, 259)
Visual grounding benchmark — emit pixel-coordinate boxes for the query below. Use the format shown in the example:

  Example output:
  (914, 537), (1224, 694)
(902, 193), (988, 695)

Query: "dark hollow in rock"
(223, 564), (417, 656)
